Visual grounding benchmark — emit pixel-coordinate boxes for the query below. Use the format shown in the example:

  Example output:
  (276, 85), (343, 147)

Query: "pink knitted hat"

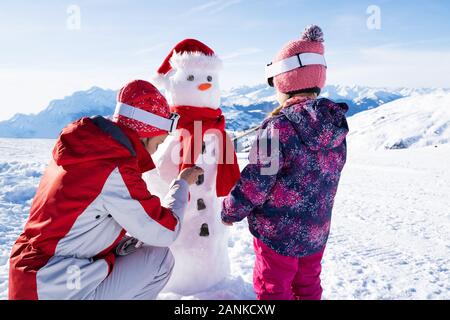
(268, 25), (327, 94)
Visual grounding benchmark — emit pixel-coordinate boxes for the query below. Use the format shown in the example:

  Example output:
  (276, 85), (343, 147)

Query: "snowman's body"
(146, 133), (230, 294)
(145, 48), (232, 294)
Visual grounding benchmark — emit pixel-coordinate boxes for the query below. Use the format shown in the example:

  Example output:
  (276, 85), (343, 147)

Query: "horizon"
(3, 82), (450, 120)
(1, 0), (450, 120)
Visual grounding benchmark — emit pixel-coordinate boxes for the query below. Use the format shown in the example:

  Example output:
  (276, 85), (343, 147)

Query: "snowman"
(145, 39), (241, 294)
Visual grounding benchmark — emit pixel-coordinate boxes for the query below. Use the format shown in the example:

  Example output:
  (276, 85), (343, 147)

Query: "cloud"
(361, 38), (450, 51)
(327, 46), (450, 88)
(182, 0), (242, 17)
(183, 0), (221, 16)
(133, 42), (170, 56)
(209, 0), (242, 14)
(222, 47), (263, 60)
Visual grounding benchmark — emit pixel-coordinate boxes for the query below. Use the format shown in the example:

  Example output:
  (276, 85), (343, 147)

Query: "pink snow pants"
(253, 238), (325, 300)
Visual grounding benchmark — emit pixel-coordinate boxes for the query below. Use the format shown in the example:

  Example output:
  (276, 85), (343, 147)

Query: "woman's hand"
(178, 166), (204, 185)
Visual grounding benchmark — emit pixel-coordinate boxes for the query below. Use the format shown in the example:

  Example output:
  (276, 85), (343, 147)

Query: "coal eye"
(187, 75), (195, 81)
(207, 76), (213, 82)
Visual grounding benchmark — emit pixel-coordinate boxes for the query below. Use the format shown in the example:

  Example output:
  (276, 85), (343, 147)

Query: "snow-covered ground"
(0, 137), (449, 299)
(0, 138), (55, 298)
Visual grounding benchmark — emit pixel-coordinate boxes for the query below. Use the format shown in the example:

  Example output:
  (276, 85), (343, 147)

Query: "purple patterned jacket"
(222, 97), (349, 257)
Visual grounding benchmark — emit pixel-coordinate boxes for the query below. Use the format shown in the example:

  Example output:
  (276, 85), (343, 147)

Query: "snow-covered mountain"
(0, 87), (116, 138)
(348, 92), (450, 150)
(222, 85), (450, 131)
(0, 84), (448, 138)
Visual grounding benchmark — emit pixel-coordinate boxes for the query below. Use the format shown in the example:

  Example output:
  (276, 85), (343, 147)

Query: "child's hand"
(222, 221), (233, 226)
(178, 166), (204, 185)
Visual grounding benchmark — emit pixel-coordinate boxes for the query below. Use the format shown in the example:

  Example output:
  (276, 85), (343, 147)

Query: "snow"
(348, 93), (450, 150)
(1, 137), (449, 300)
(324, 146), (450, 299)
(0, 138), (55, 298)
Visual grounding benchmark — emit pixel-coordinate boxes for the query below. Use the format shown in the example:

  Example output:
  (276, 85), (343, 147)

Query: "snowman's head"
(154, 39), (223, 109)
(164, 52), (222, 109)
(157, 52), (222, 109)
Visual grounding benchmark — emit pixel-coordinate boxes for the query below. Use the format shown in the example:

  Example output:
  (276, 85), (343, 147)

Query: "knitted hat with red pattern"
(114, 80), (171, 138)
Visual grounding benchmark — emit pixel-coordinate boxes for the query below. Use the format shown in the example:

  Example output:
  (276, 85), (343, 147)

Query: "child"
(221, 25), (349, 300)
(9, 80), (203, 300)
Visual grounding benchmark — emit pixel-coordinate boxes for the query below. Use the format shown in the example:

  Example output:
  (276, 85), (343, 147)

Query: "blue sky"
(0, 0), (449, 120)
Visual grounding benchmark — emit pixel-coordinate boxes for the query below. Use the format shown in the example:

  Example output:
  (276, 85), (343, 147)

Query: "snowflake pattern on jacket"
(221, 96), (349, 257)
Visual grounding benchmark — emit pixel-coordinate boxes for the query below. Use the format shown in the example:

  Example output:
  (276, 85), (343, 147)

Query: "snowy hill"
(0, 84), (448, 138)
(221, 85), (450, 131)
(348, 92), (450, 150)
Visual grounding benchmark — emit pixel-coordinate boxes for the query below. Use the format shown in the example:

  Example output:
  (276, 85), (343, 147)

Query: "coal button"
(197, 198), (206, 211)
(202, 142), (206, 154)
(196, 174), (204, 185)
(200, 223), (210, 237)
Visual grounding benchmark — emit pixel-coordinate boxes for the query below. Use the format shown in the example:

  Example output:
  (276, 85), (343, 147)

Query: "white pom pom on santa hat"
(153, 39), (222, 88)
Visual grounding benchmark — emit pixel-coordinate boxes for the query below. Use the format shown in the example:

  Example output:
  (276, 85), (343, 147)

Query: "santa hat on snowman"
(153, 39), (240, 197)
(153, 38), (223, 109)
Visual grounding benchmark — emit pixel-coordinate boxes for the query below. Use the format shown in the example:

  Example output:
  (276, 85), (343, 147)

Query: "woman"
(9, 80), (203, 300)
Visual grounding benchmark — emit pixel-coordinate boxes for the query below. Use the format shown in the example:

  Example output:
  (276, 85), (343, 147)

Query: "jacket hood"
(280, 97), (349, 151)
(53, 116), (155, 172)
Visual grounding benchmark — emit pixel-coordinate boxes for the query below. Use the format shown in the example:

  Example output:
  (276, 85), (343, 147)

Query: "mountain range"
(0, 84), (448, 141)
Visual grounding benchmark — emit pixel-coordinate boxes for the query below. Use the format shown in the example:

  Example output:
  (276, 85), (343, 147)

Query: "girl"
(221, 25), (349, 300)
(9, 80), (203, 300)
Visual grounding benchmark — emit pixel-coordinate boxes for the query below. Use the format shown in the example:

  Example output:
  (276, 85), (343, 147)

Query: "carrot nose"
(198, 83), (212, 91)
